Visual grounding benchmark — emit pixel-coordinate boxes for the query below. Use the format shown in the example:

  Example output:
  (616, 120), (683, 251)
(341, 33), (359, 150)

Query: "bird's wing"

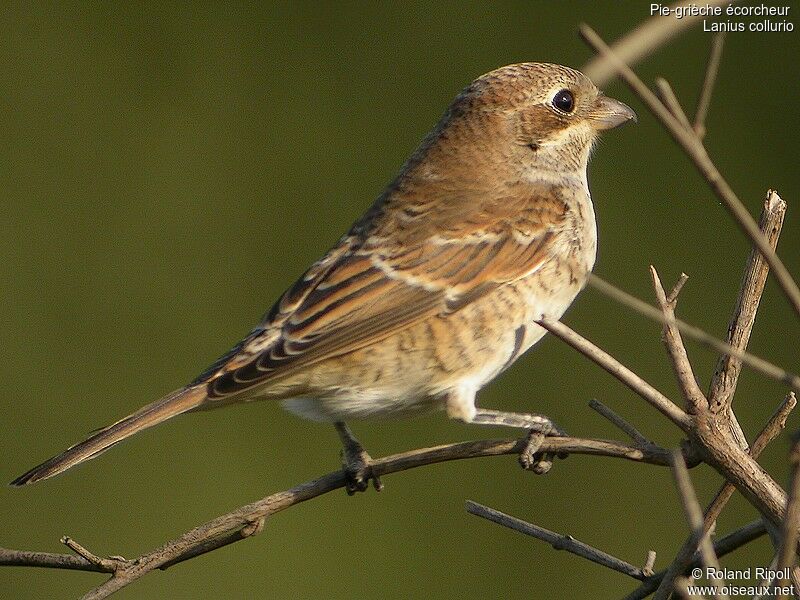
(203, 193), (567, 399)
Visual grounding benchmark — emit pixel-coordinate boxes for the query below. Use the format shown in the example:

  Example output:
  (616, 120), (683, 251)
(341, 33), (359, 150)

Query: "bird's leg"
(470, 409), (568, 474)
(470, 408), (567, 435)
(446, 389), (566, 475)
(334, 422), (383, 495)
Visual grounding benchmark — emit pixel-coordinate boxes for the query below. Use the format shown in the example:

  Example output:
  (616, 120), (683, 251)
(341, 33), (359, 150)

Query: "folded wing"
(206, 190), (567, 398)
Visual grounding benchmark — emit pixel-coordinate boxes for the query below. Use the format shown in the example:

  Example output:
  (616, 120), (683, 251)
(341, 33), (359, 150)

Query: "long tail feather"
(10, 386), (207, 486)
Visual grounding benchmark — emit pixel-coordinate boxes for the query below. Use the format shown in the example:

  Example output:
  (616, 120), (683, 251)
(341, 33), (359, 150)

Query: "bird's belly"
(277, 258), (589, 423)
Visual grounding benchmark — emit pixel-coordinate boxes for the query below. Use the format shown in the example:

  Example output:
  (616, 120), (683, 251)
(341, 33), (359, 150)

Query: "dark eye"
(552, 89), (575, 113)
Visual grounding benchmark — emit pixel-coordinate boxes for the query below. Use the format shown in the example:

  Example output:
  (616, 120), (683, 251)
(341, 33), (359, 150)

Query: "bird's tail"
(10, 385), (208, 486)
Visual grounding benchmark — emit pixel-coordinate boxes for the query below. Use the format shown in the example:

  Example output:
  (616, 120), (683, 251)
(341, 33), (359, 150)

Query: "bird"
(11, 62), (635, 492)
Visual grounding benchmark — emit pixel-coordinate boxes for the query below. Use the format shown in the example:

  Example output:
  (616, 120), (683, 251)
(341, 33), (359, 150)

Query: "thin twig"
(655, 78), (693, 131)
(667, 272), (690, 305)
(776, 433), (800, 599)
(651, 267), (707, 414)
(589, 398), (651, 446)
(580, 25), (800, 322)
(465, 501), (648, 580)
(587, 274), (800, 395)
(710, 520), (768, 560)
(60, 537), (121, 573)
(694, 32), (726, 139)
(537, 318), (691, 430)
(710, 191), (786, 454)
(631, 392), (796, 599)
(708, 192), (787, 414)
(0, 548), (116, 573)
(643, 550), (657, 577)
(665, 450), (728, 600)
(581, 0), (739, 87)
(0, 435), (674, 599)
(632, 521), (766, 599)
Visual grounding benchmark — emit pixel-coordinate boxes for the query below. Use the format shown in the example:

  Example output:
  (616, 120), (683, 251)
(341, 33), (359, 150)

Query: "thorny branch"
(472, 19), (800, 600)
(666, 450), (728, 600)
(580, 24), (800, 321)
(5, 7), (799, 600)
(2, 435), (673, 599)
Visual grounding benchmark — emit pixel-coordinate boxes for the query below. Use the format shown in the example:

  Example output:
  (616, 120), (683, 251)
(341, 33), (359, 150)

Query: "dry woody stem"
(580, 24), (800, 322)
(5, 8), (799, 600)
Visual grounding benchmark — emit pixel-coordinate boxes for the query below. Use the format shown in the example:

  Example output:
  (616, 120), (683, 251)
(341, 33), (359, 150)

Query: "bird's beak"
(590, 96), (637, 130)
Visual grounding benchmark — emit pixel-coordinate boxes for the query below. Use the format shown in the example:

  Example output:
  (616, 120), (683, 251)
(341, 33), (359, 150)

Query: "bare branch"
(693, 32), (726, 139)
(776, 434), (800, 598)
(587, 274), (800, 395)
(667, 272), (690, 305)
(632, 392), (796, 598)
(643, 550), (657, 577)
(703, 392), (796, 527)
(651, 267), (707, 414)
(655, 78), (693, 131)
(0, 435), (674, 599)
(709, 192), (787, 414)
(580, 24), (800, 322)
(61, 537), (123, 573)
(537, 318), (691, 431)
(712, 520), (767, 560)
(709, 191), (786, 453)
(659, 450), (728, 600)
(589, 398), (651, 446)
(581, 0), (738, 86)
(465, 501), (648, 580)
(0, 548), (115, 573)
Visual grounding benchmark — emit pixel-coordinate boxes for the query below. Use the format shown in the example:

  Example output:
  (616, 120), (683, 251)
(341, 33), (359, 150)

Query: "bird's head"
(437, 62), (636, 177)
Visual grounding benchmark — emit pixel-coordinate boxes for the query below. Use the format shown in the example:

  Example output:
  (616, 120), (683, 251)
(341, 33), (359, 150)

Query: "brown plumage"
(12, 63), (635, 487)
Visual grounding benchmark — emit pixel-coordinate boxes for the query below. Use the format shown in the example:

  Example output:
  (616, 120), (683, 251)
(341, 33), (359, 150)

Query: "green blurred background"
(3, 2), (799, 598)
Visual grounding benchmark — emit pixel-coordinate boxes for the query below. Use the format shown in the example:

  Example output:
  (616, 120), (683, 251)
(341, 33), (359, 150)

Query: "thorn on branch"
(650, 267), (708, 414)
(61, 537), (123, 573)
(667, 273), (690, 306)
(642, 550), (657, 577)
(589, 398), (652, 447)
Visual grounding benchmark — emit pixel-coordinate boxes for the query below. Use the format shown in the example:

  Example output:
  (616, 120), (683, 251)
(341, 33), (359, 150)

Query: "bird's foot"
(335, 422), (383, 495)
(467, 408), (567, 474)
(518, 424), (569, 475)
(341, 444), (383, 495)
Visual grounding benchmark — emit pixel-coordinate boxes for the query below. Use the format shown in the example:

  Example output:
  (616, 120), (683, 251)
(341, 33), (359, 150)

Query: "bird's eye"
(552, 89), (575, 114)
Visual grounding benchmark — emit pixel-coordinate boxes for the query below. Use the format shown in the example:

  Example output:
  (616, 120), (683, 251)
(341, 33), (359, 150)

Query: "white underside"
(278, 284), (578, 423)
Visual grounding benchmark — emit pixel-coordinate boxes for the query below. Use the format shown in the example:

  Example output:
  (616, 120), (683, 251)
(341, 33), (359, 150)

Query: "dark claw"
(341, 449), (383, 495)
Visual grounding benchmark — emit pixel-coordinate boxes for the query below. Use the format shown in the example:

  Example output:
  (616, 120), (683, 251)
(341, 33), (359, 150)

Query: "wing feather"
(204, 188), (568, 399)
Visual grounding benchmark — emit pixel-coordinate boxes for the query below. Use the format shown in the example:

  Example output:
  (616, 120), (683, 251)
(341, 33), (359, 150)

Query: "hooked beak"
(590, 95), (637, 130)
